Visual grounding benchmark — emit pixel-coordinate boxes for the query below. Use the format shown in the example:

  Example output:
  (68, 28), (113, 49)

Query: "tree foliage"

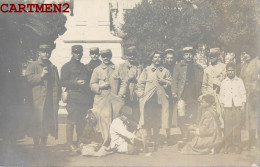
(0, 0), (67, 65)
(122, 0), (259, 61)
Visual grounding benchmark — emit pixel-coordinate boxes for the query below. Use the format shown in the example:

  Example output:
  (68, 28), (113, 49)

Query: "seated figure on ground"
(181, 94), (222, 154)
(110, 106), (143, 154)
(79, 109), (103, 145)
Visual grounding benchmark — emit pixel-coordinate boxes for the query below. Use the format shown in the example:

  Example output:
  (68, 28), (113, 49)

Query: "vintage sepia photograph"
(0, 0), (259, 166)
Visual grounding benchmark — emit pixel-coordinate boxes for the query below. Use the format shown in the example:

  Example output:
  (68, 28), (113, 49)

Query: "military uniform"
(171, 47), (203, 139)
(201, 48), (226, 127)
(115, 46), (143, 123)
(85, 47), (102, 108)
(26, 44), (61, 146)
(137, 64), (171, 129)
(90, 49), (127, 146)
(202, 62), (226, 94)
(60, 45), (92, 145)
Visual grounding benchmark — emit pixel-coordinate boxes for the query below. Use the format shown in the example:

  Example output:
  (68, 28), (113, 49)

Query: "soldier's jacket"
(60, 58), (91, 104)
(202, 62), (226, 95)
(136, 64), (171, 128)
(85, 59), (102, 76)
(90, 62), (127, 145)
(85, 59), (102, 107)
(114, 61), (142, 102)
(90, 62), (127, 96)
(171, 61), (204, 99)
(26, 59), (61, 138)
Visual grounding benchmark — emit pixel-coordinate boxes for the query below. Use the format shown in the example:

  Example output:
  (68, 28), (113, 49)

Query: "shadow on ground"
(0, 141), (71, 166)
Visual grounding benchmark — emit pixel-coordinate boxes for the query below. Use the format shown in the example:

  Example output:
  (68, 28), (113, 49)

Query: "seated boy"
(110, 106), (142, 154)
(181, 94), (223, 154)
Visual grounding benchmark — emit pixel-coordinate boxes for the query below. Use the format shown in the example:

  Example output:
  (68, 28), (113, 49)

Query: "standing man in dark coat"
(171, 47), (204, 140)
(85, 47), (102, 108)
(60, 45), (92, 150)
(85, 47), (102, 75)
(26, 43), (61, 147)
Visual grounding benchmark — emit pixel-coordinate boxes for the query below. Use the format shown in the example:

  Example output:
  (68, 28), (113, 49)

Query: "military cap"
(183, 47), (195, 53)
(209, 48), (221, 57)
(72, 45), (83, 53)
(100, 49), (112, 57)
(164, 48), (175, 55)
(126, 46), (138, 56)
(89, 47), (99, 55)
(122, 46), (138, 59)
(38, 43), (55, 51)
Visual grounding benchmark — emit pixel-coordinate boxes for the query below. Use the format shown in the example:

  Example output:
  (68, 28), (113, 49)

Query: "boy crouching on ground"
(110, 106), (142, 154)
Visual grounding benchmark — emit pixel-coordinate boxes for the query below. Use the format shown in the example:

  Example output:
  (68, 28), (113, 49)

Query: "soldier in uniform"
(26, 43), (61, 148)
(171, 47), (204, 140)
(163, 49), (177, 144)
(85, 47), (102, 108)
(202, 48), (226, 95)
(164, 49), (177, 75)
(201, 48), (226, 127)
(114, 46), (142, 123)
(90, 49), (126, 150)
(60, 45), (92, 150)
(136, 51), (171, 147)
(85, 47), (101, 76)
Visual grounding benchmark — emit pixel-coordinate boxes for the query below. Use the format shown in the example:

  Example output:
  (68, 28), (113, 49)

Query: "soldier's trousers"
(66, 102), (90, 144)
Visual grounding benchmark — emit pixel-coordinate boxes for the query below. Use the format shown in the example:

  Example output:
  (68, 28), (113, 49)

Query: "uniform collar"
(150, 64), (164, 72)
(70, 58), (82, 65)
(100, 62), (115, 69)
(126, 60), (139, 69)
(180, 60), (194, 66)
(89, 59), (101, 65)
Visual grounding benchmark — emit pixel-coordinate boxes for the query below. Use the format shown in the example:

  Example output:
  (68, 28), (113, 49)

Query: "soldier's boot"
(165, 128), (172, 145)
(33, 137), (40, 147)
(153, 128), (160, 151)
(40, 136), (48, 146)
(76, 121), (84, 147)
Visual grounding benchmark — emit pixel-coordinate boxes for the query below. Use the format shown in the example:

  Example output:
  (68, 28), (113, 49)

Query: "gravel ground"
(0, 123), (258, 167)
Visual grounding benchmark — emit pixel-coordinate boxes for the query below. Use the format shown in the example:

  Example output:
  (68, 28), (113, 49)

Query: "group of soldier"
(24, 42), (259, 156)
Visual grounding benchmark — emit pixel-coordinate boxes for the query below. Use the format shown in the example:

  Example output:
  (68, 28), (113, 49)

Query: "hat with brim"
(100, 49), (112, 58)
(164, 49), (176, 56)
(122, 46), (138, 59)
(72, 45), (83, 54)
(39, 44), (55, 51)
(183, 47), (195, 54)
(209, 48), (221, 57)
